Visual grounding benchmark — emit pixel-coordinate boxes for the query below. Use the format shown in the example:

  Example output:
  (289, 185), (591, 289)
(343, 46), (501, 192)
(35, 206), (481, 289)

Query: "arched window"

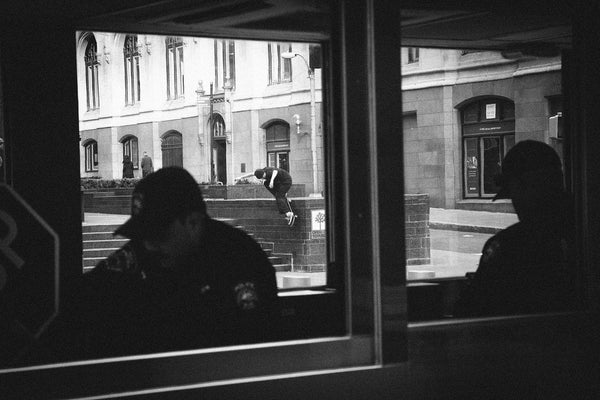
(83, 140), (98, 172)
(265, 121), (290, 171)
(166, 36), (184, 99)
(461, 98), (515, 198)
(123, 35), (140, 105)
(84, 35), (100, 110)
(211, 113), (226, 139)
(121, 136), (139, 169)
(161, 131), (183, 168)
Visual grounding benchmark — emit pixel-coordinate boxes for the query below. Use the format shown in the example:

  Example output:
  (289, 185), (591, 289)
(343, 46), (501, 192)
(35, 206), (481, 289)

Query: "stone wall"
(206, 198), (327, 272)
(405, 194), (431, 265)
(83, 192), (430, 269)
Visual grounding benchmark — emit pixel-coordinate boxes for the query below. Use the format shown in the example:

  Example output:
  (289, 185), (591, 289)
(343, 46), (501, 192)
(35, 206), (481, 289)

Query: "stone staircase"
(82, 219), (293, 273)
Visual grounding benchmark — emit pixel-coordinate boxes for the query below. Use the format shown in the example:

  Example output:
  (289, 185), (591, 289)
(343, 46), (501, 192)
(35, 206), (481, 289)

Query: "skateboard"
(286, 198), (297, 227)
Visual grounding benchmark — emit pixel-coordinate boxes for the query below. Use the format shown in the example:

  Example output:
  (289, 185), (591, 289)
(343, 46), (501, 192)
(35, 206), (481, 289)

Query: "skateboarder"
(238, 167), (296, 226)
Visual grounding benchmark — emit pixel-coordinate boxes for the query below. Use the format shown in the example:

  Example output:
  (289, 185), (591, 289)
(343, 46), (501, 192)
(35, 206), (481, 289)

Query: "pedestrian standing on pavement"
(141, 151), (154, 177)
(454, 140), (580, 317)
(122, 154), (134, 178)
(253, 166), (296, 226)
(41, 167), (280, 360)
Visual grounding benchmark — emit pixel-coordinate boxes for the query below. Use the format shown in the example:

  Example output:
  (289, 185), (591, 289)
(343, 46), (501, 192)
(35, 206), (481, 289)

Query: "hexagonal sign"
(0, 184), (59, 339)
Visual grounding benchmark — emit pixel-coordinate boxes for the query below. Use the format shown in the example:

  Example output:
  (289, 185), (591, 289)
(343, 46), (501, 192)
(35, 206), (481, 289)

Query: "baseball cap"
(114, 167), (206, 240)
(493, 140), (563, 201)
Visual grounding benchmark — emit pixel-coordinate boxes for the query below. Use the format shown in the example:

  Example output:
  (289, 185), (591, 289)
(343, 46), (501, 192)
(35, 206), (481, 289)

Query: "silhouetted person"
(41, 167), (279, 361)
(141, 151), (154, 177)
(122, 154), (134, 178)
(454, 140), (579, 317)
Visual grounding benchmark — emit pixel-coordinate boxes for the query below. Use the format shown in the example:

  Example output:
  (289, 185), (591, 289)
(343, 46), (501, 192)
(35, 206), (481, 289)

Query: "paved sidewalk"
(429, 207), (518, 234)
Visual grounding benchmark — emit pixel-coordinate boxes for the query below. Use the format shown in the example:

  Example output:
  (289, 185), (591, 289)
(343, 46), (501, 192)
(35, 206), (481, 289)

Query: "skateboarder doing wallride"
(252, 167), (296, 227)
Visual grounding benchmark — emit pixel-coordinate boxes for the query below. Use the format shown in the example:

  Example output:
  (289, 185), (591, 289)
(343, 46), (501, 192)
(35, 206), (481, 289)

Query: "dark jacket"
(454, 216), (579, 317)
(262, 167), (292, 189)
(42, 218), (279, 360)
(122, 155), (134, 178)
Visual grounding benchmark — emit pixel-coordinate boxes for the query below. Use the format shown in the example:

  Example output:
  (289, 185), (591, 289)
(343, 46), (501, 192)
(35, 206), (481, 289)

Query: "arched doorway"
(161, 131), (183, 168)
(265, 121), (290, 172)
(211, 114), (227, 184)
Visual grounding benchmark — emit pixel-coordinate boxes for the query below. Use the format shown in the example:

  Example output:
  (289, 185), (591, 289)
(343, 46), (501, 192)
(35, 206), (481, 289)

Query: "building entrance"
(212, 139), (227, 184)
(161, 131), (183, 167)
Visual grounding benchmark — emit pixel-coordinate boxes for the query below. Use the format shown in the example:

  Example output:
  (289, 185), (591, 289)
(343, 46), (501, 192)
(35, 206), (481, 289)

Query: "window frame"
(460, 98), (516, 199)
(268, 42), (293, 84)
(84, 35), (100, 110)
(265, 121), (291, 170)
(121, 135), (139, 169)
(83, 139), (98, 172)
(407, 47), (419, 63)
(165, 36), (184, 100)
(1, 3), (404, 392)
(123, 35), (141, 105)
(214, 39), (236, 90)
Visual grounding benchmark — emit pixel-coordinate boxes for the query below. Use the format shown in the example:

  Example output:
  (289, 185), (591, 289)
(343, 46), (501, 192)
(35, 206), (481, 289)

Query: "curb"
(429, 222), (503, 234)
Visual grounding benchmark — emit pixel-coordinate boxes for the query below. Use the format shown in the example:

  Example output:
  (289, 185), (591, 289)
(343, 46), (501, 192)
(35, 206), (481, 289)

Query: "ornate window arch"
(123, 35), (140, 105)
(84, 35), (100, 110)
(83, 139), (99, 172)
(211, 113), (226, 139)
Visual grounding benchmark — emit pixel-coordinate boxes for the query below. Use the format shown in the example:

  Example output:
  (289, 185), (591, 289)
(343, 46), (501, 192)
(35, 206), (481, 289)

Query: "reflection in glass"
(482, 137), (501, 195)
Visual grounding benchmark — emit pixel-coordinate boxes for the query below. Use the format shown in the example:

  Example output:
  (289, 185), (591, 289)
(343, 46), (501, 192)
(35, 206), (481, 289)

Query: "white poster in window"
(485, 103), (497, 119)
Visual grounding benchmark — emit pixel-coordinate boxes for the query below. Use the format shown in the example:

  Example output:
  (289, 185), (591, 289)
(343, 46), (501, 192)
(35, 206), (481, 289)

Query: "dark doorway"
(161, 131), (183, 168)
(212, 139), (227, 184)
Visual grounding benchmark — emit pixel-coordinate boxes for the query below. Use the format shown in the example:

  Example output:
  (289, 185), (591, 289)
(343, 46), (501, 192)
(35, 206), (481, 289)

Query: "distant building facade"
(401, 47), (562, 211)
(77, 32), (324, 193)
(78, 35), (562, 211)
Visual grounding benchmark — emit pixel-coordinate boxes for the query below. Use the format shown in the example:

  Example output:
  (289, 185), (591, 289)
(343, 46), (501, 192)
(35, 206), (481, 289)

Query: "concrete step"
(268, 255), (283, 264)
(83, 257), (105, 269)
(83, 238), (129, 249)
(83, 231), (125, 241)
(83, 248), (122, 258)
(82, 224), (123, 233)
(272, 264), (292, 272)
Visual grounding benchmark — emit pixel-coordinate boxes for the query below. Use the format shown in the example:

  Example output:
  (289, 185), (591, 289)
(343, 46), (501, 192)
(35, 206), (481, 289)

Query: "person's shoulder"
(479, 222), (524, 264)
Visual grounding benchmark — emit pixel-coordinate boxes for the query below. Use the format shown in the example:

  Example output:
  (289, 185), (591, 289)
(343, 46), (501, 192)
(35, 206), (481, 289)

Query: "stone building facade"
(77, 32), (324, 193)
(401, 48), (563, 211)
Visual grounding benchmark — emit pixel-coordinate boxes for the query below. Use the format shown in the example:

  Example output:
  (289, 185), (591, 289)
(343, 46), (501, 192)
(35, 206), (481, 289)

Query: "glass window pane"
(481, 137), (501, 195)
(403, 46), (568, 321)
(76, 33), (329, 360)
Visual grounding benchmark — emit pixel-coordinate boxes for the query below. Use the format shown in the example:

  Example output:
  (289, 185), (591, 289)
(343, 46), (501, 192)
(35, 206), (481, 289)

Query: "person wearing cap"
(251, 166), (296, 226)
(454, 140), (580, 317)
(48, 167), (280, 359)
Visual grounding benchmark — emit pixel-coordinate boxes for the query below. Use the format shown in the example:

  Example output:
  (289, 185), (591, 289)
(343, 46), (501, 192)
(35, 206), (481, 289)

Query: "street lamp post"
(282, 51), (320, 197)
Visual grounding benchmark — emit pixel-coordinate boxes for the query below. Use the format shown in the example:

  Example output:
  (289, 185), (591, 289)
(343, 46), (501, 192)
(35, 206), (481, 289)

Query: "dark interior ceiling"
(1, 0), (572, 50)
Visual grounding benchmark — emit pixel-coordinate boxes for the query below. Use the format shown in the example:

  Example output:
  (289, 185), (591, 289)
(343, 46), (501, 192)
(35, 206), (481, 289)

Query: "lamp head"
(281, 52), (297, 59)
